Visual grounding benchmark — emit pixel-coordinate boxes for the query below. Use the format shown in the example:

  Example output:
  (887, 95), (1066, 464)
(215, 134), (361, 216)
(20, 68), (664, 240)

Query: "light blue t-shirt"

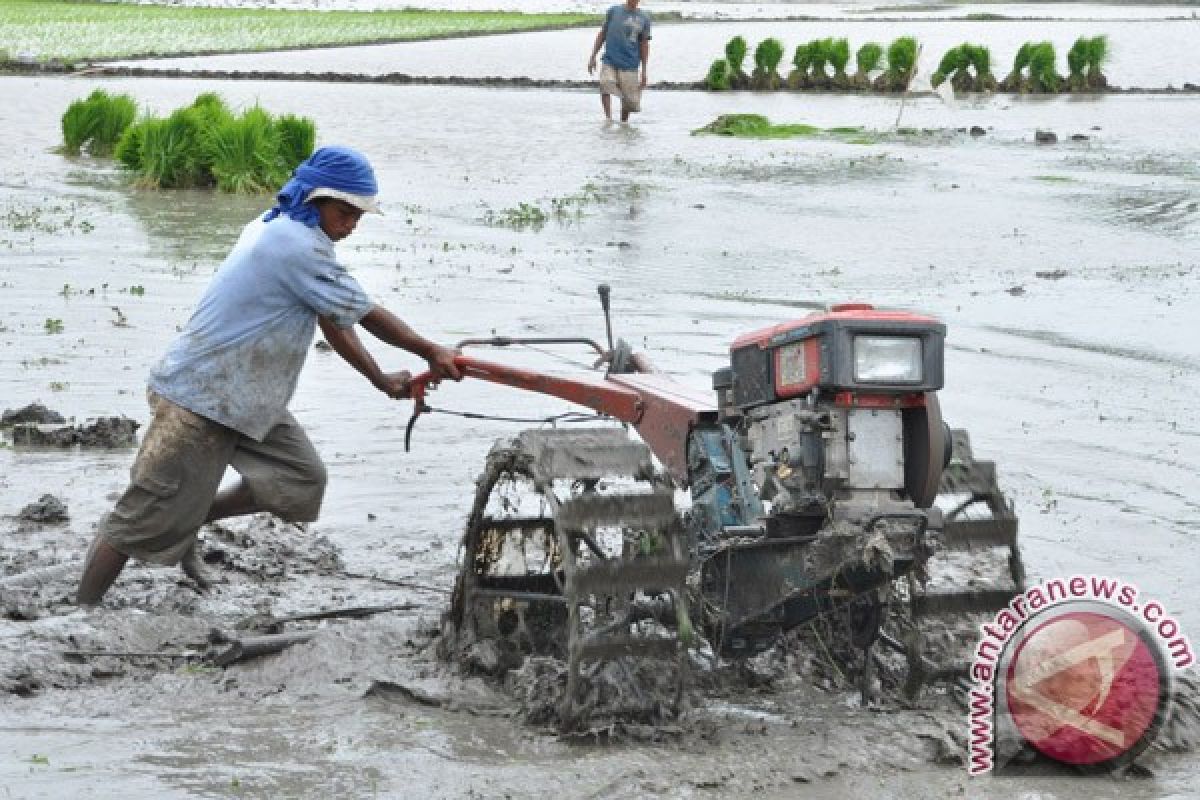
(601, 4), (652, 71)
(149, 216), (373, 440)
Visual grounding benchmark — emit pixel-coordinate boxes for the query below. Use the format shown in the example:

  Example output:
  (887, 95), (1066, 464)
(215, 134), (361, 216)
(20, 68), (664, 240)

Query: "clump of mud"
(9, 416), (139, 448)
(16, 494), (69, 524)
(504, 654), (683, 734)
(199, 516), (343, 581)
(1, 402), (65, 427)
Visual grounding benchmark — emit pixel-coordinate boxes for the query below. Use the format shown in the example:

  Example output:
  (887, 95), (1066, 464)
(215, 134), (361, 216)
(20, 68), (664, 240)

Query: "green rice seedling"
(964, 44), (996, 91)
(808, 38), (831, 87)
(61, 90), (136, 156)
(273, 114), (316, 172)
(136, 110), (206, 189)
(90, 92), (136, 157)
(827, 38), (851, 88)
(724, 35), (750, 88)
(931, 44), (967, 89)
(705, 58), (732, 90)
(852, 42), (885, 89)
(881, 36), (918, 91)
(751, 37), (785, 90)
(1084, 34), (1109, 89)
(207, 107), (286, 194)
(788, 42), (813, 89)
(1028, 41), (1060, 93)
(114, 118), (150, 171)
(1002, 42), (1034, 92)
(1067, 37), (1088, 91)
(189, 92), (234, 128)
(61, 98), (96, 155)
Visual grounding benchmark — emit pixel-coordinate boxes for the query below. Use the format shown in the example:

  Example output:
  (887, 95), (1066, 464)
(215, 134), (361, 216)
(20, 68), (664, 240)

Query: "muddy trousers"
(99, 394), (327, 566)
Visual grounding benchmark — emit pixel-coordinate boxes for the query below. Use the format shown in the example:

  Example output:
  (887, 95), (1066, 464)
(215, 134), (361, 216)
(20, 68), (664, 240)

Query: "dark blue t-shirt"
(601, 4), (652, 71)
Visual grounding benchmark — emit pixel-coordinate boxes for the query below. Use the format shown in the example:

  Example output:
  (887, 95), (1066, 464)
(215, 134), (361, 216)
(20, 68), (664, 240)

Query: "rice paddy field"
(0, 0), (595, 62)
(0, 2), (1198, 798)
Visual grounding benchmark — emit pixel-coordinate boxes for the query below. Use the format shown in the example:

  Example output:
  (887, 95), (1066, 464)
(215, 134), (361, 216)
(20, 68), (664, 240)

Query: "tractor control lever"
(597, 284), (615, 353)
(404, 355), (469, 452)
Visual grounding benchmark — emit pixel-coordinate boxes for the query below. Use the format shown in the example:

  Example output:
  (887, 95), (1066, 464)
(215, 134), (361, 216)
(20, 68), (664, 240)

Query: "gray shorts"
(598, 64), (643, 112)
(100, 393), (327, 565)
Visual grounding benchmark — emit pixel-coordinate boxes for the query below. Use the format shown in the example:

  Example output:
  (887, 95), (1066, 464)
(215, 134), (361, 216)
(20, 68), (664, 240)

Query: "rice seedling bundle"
(1067, 37), (1089, 90)
(881, 36), (919, 91)
(207, 107), (290, 194)
(808, 38), (831, 86)
(931, 44), (968, 89)
(1028, 41), (1060, 93)
(1084, 35), (1109, 89)
(827, 38), (851, 88)
(274, 114), (316, 173)
(1002, 42), (1035, 91)
(114, 119), (147, 171)
(931, 43), (993, 92)
(963, 44), (996, 91)
(135, 112), (203, 189)
(706, 58), (732, 91)
(724, 35), (749, 88)
(87, 92), (315, 193)
(788, 42), (814, 89)
(852, 42), (884, 89)
(751, 37), (785, 90)
(60, 90), (136, 156)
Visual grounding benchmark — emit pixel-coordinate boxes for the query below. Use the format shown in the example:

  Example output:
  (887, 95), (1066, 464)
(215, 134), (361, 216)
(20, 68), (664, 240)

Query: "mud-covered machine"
(406, 287), (1023, 724)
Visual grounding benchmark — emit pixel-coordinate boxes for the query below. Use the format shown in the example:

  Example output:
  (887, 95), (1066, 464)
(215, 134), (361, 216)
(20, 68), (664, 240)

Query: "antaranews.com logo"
(967, 575), (1193, 775)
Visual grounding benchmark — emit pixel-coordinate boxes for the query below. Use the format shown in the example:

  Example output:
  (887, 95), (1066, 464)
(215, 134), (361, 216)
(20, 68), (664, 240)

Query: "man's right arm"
(358, 306), (461, 380)
(587, 13), (608, 74)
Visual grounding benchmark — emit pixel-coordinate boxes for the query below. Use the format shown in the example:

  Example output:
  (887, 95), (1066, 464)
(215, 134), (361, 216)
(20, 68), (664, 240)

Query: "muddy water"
(108, 17), (1200, 90)
(1, 75), (1198, 796)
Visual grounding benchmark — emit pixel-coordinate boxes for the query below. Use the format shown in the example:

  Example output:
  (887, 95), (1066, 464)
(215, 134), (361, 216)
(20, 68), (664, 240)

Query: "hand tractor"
(405, 286), (1023, 727)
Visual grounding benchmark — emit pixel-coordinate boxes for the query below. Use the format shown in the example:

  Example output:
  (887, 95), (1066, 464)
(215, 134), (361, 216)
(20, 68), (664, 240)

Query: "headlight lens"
(853, 336), (922, 383)
(776, 341), (807, 388)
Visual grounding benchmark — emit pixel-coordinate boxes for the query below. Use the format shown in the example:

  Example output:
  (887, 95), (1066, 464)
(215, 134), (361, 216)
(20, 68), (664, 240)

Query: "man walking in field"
(76, 145), (461, 604)
(587, 0), (652, 122)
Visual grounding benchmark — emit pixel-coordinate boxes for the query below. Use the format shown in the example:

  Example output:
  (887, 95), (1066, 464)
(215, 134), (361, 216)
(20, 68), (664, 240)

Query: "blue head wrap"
(263, 145), (379, 227)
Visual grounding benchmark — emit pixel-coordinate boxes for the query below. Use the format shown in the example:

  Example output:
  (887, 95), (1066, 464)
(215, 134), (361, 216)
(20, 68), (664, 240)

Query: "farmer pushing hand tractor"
(76, 146), (461, 605)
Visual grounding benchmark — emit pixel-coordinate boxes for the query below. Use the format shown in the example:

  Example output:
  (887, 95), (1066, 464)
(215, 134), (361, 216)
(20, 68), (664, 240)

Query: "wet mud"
(1, 63), (1198, 797)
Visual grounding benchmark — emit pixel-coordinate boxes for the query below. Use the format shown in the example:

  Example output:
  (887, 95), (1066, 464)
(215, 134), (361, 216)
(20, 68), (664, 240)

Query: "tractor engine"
(717, 304), (948, 533)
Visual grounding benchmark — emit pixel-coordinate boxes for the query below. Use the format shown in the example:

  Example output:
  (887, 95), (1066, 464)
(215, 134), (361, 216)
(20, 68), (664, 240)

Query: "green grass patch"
(1033, 175), (1074, 182)
(0, 1), (597, 62)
